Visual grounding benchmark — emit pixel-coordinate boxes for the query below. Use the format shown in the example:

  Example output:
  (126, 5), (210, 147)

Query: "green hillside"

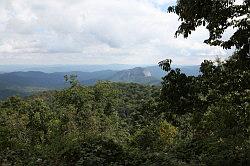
(0, 0), (249, 165)
(0, 54), (249, 165)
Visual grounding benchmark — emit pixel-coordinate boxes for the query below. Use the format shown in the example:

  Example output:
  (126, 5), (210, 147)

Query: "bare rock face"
(128, 67), (152, 77)
(109, 67), (158, 84)
(112, 67), (150, 80)
(142, 69), (152, 77)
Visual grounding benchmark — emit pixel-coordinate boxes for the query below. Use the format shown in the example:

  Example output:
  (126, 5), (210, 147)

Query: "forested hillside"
(0, 0), (249, 165)
(0, 53), (249, 165)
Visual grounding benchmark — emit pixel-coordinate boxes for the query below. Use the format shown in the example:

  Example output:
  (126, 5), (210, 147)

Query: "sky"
(0, 0), (237, 65)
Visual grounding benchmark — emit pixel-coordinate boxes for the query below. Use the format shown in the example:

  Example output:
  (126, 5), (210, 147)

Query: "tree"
(168, 0), (250, 59)
(158, 48), (250, 164)
(158, 59), (201, 126)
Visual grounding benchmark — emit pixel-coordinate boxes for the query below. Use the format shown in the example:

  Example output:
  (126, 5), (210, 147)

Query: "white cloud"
(0, 0), (233, 65)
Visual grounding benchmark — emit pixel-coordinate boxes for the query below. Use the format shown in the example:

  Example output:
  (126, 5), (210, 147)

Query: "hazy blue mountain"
(0, 64), (144, 73)
(0, 65), (200, 99)
(146, 65), (200, 79)
(0, 71), (66, 88)
(0, 70), (116, 89)
(174, 65), (200, 76)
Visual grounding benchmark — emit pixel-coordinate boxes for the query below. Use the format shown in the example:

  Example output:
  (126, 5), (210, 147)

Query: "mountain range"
(0, 65), (200, 99)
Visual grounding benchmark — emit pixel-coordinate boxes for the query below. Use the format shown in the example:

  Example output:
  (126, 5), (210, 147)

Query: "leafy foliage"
(1, 53), (249, 165)
(1, 1), (250, 164)
(168, 0), (250, 59)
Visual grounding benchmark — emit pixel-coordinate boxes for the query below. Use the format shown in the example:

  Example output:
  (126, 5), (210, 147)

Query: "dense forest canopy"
(0, 0), (250, 165)
(1, 54), (249, 165)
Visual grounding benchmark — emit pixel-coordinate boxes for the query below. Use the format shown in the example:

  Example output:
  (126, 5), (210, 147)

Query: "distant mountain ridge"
(145, 65), (200, 78)
(0, 64), (143, 73)
(0, 65), (200, 99)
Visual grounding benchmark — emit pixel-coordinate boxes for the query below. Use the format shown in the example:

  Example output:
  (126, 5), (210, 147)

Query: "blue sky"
(0, 0), (235, 65)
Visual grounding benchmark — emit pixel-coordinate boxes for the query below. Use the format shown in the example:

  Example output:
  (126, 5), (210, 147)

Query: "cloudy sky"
(0, 0), (235, 65)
